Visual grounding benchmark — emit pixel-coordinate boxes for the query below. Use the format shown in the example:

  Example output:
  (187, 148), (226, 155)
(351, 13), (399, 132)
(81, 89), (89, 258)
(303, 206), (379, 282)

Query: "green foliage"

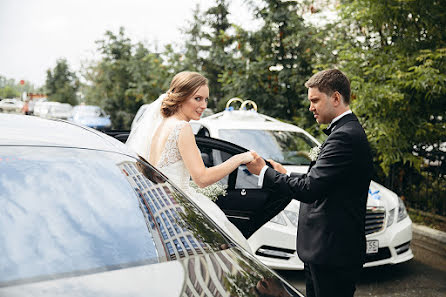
(218, 0), (318, 129)
(82, 28), (173, 129)
(45, 58), (79, 105)
(0, 76), (36, 99)
(317, 0), (446, 206)
(181, 0), (237, 108)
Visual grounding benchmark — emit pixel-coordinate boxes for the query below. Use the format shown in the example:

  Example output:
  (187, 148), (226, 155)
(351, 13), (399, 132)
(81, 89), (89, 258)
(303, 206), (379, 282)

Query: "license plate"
(366, 240), (379, 254)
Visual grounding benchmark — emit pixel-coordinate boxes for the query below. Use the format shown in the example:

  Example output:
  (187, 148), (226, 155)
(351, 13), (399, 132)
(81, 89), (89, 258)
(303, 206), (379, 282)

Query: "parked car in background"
(69, 104), (112, 131)
(0, 98), (24, 113)
(47, 103), (73, 120)
(31, 98), (47, 116)
(33, 100), (58, 118)
(190, 99), (413, 271)
(0, 113), (304, 297)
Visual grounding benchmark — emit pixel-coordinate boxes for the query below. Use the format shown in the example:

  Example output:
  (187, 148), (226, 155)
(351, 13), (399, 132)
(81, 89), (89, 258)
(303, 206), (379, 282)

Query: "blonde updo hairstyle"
(161, 71), (208, 118)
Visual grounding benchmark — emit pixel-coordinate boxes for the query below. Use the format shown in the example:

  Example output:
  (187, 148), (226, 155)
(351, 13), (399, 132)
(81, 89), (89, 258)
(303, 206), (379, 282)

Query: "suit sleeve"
(263, 130), (353, 203)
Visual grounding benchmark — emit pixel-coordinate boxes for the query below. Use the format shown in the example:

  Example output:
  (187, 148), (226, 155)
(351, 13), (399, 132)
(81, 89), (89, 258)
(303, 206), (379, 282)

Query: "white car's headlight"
(270, 213), (287, 226)
(387, 208), (395, 227)
(284, 210), (298, 227)
(397, 197), (408, 222)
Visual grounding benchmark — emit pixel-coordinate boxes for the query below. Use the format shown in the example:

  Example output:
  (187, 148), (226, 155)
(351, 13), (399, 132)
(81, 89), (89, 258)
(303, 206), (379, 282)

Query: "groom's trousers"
(304, 262), (363, 297)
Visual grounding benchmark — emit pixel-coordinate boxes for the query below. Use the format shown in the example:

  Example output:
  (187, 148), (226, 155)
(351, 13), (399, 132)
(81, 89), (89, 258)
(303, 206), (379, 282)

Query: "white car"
(47, 102), (73, 120)
(191, 99), (413, 270)
(34, 101), (59, 118)
(0, 98), (24, 113)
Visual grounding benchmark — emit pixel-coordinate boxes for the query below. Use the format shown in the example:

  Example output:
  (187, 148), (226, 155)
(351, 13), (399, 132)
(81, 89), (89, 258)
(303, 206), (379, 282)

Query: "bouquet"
(189, 181), (228, 202)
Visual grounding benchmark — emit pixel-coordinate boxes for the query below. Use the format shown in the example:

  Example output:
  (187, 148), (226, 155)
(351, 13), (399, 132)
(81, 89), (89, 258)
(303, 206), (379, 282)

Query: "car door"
(195, 136), (292, 239)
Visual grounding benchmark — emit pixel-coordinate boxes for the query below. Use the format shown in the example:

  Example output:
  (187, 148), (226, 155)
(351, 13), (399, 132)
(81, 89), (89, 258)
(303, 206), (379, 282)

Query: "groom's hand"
(267, 159), (287, 174)
(246, 152), (266, 175)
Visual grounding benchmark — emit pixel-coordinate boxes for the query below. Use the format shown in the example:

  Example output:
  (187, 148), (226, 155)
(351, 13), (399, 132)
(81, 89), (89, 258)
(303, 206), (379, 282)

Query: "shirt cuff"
(257, 165), (269, 187)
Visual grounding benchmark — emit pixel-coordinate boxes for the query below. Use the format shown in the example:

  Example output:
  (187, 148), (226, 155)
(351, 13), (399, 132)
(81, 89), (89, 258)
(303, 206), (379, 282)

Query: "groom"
(247, 69), (372, 297)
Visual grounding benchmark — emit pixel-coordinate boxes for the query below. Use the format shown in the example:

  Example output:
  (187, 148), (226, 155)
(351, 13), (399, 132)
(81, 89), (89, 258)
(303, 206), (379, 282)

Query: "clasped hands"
(246, 151), (287, 175)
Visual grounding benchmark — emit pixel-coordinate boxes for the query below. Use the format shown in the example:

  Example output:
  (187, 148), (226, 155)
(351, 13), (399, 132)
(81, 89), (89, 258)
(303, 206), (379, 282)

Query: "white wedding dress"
(126, 96), (251, 252)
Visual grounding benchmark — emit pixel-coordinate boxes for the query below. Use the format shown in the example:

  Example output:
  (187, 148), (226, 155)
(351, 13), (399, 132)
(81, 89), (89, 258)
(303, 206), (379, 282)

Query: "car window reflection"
(0, 148), (158, 286)
(129, 158), (237, 258)
(0, 148), (234, 287)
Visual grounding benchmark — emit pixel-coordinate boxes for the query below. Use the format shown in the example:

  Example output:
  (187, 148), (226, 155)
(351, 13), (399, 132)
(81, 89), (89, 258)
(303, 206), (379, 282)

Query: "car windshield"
(0, 147), (234, 286)
(219, 129), (318, 165)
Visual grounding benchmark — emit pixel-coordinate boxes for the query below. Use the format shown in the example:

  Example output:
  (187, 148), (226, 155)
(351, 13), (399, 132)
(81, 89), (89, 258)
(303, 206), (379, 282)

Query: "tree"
(218, 0), (317, 128)
(181, 0), (237, 109)
(180, 4), (205, 73)
(45, 58), (79, 105)
(0, 76), (19, 98)
(318, 0), (446, 206)
(82, 28), (174, 129)
(0, 76), (38, 99)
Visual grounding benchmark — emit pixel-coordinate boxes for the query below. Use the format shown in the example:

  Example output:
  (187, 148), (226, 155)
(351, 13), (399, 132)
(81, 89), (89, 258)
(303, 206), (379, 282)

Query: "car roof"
(199, 110), (303, 130)
(196, 110), (320, 143)
(0, 114), (131, 154)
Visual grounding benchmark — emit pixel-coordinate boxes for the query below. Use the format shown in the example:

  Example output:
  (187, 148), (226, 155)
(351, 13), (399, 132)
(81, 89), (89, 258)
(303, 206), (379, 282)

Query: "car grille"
(365, 207), (386, 235)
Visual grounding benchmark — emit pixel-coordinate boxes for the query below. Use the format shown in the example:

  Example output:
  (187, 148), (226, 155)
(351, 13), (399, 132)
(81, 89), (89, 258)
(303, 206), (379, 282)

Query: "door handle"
(241, 189), (246, 196)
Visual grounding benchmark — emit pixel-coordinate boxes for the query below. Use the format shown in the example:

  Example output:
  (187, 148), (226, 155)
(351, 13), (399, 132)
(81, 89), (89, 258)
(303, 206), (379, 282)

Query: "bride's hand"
(237, 151), (255, 164)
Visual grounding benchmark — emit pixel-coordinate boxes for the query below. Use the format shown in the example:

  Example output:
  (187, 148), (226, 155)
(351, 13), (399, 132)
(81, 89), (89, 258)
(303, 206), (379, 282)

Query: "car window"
(0, 147), (234, 286)
(219, 129), (317, 166)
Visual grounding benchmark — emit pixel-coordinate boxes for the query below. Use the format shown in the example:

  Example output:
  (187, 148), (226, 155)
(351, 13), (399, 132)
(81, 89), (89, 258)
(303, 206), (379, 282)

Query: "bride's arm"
(178, 124), (253, 188)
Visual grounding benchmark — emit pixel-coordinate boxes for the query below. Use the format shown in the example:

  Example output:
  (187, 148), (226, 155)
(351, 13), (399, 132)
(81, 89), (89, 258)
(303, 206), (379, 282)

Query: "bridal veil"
(126, 93), (166, 160)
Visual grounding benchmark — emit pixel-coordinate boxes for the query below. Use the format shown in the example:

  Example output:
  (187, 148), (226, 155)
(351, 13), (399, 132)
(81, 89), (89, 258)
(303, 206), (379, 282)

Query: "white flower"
(309, 146), (321, 161)
(189, 181), (227, 202)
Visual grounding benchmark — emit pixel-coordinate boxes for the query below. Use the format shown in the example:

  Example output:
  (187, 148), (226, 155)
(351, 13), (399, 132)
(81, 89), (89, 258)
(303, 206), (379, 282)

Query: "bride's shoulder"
(168, 118), (189, 130)
(164, 118), (191, 137)
(176, 121), (194, 141)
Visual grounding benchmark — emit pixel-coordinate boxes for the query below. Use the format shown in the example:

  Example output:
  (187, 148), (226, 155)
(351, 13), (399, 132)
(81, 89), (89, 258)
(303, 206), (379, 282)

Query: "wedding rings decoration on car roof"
(225, 97), (244, 111)
(222, 98), (259, 121)
(240, 100), (257, 112)
(225, 98), (258, 111)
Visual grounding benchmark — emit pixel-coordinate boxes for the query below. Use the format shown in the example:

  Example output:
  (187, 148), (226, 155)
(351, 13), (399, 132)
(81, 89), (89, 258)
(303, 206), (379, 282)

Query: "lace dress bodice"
(156, 120), (191, 193)
(156, 120), (187, 168)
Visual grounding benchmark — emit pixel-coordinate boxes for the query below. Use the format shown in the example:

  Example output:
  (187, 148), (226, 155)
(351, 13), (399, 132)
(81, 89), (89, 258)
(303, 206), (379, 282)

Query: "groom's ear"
(331, 91), (342, 106)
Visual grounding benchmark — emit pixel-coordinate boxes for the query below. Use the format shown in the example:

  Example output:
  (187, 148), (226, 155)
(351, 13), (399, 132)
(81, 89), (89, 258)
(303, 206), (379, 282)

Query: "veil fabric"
(126, 93), (167, 160)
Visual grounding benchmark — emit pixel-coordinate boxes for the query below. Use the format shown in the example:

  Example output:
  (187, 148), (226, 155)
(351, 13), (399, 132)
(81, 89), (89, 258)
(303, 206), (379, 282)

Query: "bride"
(126, 71), (254, 251)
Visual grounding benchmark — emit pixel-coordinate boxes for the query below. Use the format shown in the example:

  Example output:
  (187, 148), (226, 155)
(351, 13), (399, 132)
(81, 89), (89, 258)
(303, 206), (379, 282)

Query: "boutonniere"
(309, 146), (321, 161)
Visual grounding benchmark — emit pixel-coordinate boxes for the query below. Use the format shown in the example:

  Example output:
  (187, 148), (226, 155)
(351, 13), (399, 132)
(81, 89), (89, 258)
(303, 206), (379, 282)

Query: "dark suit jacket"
(263, 113), (372, 266)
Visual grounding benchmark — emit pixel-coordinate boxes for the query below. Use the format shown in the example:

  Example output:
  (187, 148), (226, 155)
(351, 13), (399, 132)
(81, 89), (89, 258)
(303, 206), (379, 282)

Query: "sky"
(0, 0), (258, 87)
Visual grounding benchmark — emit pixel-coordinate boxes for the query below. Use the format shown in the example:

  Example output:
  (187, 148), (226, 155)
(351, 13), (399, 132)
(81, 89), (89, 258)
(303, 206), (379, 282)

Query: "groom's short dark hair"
(305, 69), (351, 104)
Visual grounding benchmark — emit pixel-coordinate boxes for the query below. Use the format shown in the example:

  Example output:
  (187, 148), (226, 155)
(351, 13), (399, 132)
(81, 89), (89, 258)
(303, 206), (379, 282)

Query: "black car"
(0, 114), (303, 297)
